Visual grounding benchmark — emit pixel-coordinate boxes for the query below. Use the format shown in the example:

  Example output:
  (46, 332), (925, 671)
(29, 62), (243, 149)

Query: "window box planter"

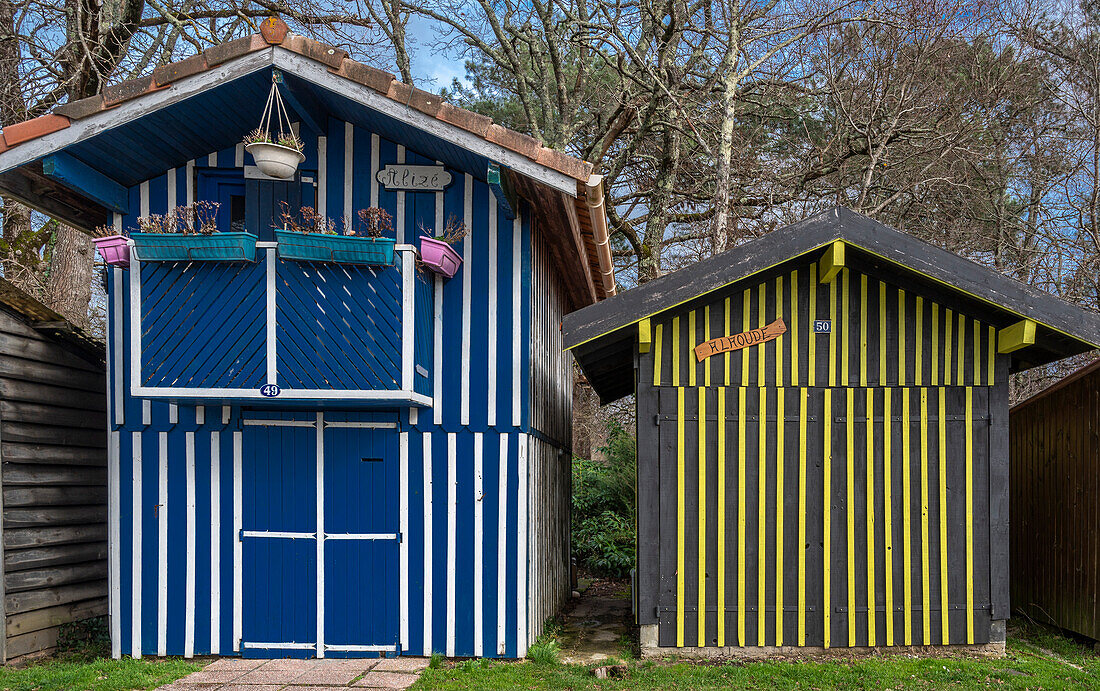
(92, 235), (131, 268)
(275, 230), (395, 266)
(131, 232), (258, 262)
(419, 236), (462, 278)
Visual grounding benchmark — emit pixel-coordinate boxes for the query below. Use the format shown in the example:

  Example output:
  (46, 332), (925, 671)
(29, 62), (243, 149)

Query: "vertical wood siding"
(1011, 365), (1100, 641)
(637, 259), (1006, 649)
(0, 310), (107, 661)
(105, 116), (568, 658)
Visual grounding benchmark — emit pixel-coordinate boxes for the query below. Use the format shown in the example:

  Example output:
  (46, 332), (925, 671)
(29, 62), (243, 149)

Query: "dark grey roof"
(565, 207), (1100, 403)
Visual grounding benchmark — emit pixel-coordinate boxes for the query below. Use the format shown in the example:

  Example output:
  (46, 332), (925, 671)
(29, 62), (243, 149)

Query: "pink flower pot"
(93, 235), (131, 268)
(420, 236), (462, 278)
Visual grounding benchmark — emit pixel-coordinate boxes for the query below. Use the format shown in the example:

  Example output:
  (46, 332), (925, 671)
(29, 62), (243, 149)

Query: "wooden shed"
(1010, 359), (1100, 642)
(0, 21), (612, 660)
(563, 208), (1100, 656)
(0, 280), (106, 661)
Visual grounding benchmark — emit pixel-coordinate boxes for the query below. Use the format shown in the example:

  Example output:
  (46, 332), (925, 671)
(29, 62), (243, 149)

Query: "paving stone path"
(158, 657), (429, 690)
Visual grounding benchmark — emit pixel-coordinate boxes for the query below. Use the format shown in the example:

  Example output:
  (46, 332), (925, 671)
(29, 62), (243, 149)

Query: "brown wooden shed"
(0, 279), (106, 661)
(1010, 359), (1100, 642)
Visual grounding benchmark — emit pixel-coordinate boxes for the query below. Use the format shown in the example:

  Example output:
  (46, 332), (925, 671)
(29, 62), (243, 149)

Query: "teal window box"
(275, 230), (396, 265)
(131, 232), (258, 262)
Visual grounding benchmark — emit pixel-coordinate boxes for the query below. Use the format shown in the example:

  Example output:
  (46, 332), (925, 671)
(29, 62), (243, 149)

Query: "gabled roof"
(0, 278), (104, 365)
(0, 20), (615, 305)
(564, 207), (1100, 402)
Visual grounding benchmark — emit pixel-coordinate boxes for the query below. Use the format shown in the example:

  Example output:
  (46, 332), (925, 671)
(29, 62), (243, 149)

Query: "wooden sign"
(376, 164), (453, 191)
(694, 319), (787, 362)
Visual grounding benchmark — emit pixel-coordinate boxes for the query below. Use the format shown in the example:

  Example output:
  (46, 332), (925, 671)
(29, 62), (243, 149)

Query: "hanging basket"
(246, 142), (305, 179)
(243, 72), (305, 180)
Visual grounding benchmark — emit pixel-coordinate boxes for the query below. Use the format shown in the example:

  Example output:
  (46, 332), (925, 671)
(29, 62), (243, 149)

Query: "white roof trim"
(0, 45), (579, 198)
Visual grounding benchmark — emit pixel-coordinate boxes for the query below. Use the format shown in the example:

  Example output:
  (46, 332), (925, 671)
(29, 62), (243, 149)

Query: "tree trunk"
(711, 19), (741, 255)
(44, 225), (93, 328)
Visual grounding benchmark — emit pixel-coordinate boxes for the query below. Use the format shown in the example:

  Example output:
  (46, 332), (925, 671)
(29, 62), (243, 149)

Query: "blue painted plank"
(41, 152), (130, 214)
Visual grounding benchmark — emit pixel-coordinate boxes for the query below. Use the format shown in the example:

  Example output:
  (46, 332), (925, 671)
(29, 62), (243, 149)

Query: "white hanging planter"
(245, 141), (305, 179)
(243, 72), (306, 180)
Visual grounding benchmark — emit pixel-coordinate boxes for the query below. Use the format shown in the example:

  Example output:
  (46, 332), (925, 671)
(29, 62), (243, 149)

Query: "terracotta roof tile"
(386, 79), (413, 104)
(153, 53), (208, 88)
(103, 75), (165, 108)
(437, 103), (492, 138)
(260, 17), (290, 44)
(2, 113), (70, 146)
(329, 59), (394, 94)
(407, 88), (444, 117)
(54, 94), (108, 121)
(283, 35), (347, 69)
(537, 147), (593, 180)
(203, 34), (265, 66)
(487, 124), (542, 160)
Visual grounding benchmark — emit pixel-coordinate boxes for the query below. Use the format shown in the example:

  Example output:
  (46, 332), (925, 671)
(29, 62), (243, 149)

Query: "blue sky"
(404, 16), (469, 90)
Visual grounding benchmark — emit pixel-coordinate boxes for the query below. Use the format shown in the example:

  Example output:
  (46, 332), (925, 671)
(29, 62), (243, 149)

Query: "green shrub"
(527, 636), (561, 665)
(572, 421), (636, 578)
(56, 616), (110, 660)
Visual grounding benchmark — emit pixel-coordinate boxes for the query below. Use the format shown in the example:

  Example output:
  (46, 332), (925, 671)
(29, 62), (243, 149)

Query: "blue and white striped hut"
(0, 19), (614, 659)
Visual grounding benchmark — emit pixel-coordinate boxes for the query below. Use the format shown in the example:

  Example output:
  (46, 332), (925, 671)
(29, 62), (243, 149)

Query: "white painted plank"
(210, 431), (221, 655)
(114, 267), (125, 427)
(139, 181), (149, 217)
(399, 431), (409, 653)
(343, 122), (353, 228)
(129, 261), (141, 420)
(487, 199), (498, 427)
(396, 144), (406, 244)
(446, 432), (457, 656)
(266, 247), (277, 384)
(184, 432), (196, 658)
(460, 174), (472, 426)
(474, 432), (484, 657)
(208, 150), (217, 167)
(142, 400), (151, 426)
(222, 406), (231, 425)
(167, 168), (176, 211)
(195, 405), (204, 425)
(131, 432), (142, 658)
(108, 430), (120, 659)
(402, 250), (415, 391)
(422, 433), (433, 656)
(371, 134), (380, 208)
(517, 434), (528, 657)
(234, 143), (244, 168)
(512, 216), (522, 426)
(169, 404), (178, 424)
(186, 160), (195, 206)
(157, 432), (168, 657)
(317, 135), (328, 220)
(433, 275), (443, 425)
(496, 434), (508, 656)
(232, 431), (242, 652)
(315, 412), (325, 658)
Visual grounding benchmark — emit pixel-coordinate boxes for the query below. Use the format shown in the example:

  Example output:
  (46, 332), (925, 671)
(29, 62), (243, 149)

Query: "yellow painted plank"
(915, 296), (924, 387)
(866, 387), (876, 647)
(704, 306), (712, 388)
(884, 387), (894, 646)
(677, 387), (686, 647)
(973, 320), (981, 386)
(639, 318), (652, 353)
(944, 309), (953, 385)
(672, 316), (681, 388)
(724, 297), (731, 386)
(938, 387), (949, 644)
(902, 387), (912, 645)
(998, 319), (1037, 355)
(988, 325), (996, 385)
(819, 239), (845, 283)
(829, 276), (837, 387)
(689, 310), (697, 388)
(920, 388), (931, 644)
(798, 388), (808, 646)
(965, 387), (975, 644)
(737, 388), (747, 647)
(742, 290), (751, 385)
(777, 276), (784, 388)
(698, 387), (707, 646)
(791, 269), (799, 386)
(759, 284), (767, 386)
(809, 264), (818, 387)
(956, 314), (965, 386)
(758, 386), (768, 646)
(931, 303), (939, 386)
(653, 323), (664, 386)
(879, 282), (887, 385)
(842, 269), (850, 386)
(776, 388), (785, 646)
(823, 389), (832, 649)
(846, 388), (856, 646)
(718, 388), (727, 647)
(860, 274), (868, 387)
(898, 290), (907, 386)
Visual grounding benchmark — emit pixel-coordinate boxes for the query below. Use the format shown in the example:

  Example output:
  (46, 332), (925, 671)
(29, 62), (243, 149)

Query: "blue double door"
(240, 412), (400, 657)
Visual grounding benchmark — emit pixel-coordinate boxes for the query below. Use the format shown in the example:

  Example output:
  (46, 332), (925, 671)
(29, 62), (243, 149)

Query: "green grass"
(0, 655), (201, 691)
(413, 621), (1100, 689)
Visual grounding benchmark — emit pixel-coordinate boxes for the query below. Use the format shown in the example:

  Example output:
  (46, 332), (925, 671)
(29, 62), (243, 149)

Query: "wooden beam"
(487, 162), (517, 220)
(818, 240), (845, 283)
(40, 152), (129, 215)
(998, 319), (1037, 354)
(638, 318), (652, 353)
